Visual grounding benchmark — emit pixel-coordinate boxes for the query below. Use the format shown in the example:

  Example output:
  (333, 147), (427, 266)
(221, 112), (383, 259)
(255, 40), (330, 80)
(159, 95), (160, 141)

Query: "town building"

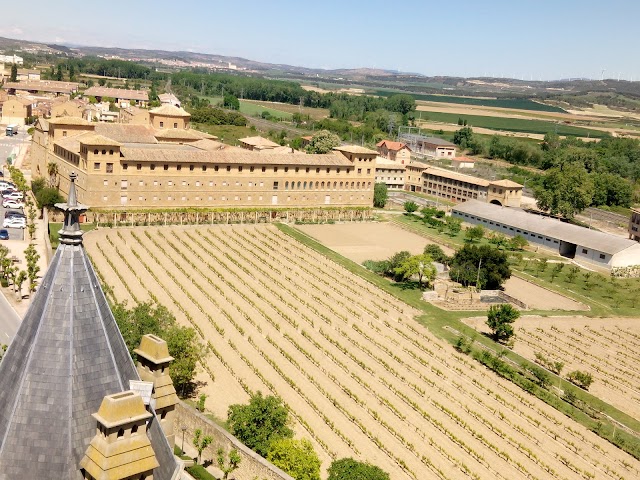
(451, 156), (476, 169)
(50, 98), (87, 119)
(453, 200), (640, 269)
(376, 140), (412, 164)
(0, 95), (33, 125)
(404, 163), (523, 207)
(31, 113), (377, 210)
(0, 54), (24, 64)
(399, 133), (457, 158)
(149, 104), (190, 129)
(84, 86), (149, 107)
(120, 104), (151, 125)
(3, 80), (79, 95)
(629, 207), (640, 241)
(158, 92), (181, 107)
(375, 156), (405, 189)
(0, 181), (180, 479)
(1, 66), (40, 81)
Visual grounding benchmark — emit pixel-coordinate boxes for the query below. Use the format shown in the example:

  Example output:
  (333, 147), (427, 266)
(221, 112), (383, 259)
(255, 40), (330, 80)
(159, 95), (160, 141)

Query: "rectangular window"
(582, 248), (588, 254)
(238, 166), (243, 172)
(250, 166), (254, 172)
(120, 180), (128, 190)
(137, 164), (142, 170)
(262, 167), (266, 173)
(177, 165), (182, 171)
(94, 162), (100, 170)
(599, 253), (605, 259)
(190, 165), (194, 171)
(123, 164), (128, 170)
(273, 181), (279, 190)
(202, 165), (207, 171)
(106, 163), (113, 173)
(159, 121), (164, 127)
(150, 164), (156, 171)
(103, 180), (108, 186)
(173, 122), (178, 129)
(164, 164), (169, 170)
(284, 167), (289, 173)
(227, 166), (231, 172)
(274, 167), (278, 172)
(214, 166), (219, 172)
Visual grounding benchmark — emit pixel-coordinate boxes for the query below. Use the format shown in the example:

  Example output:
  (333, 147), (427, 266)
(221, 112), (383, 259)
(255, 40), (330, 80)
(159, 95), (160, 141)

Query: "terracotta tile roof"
(119, 147), (353, 166)
(239, 136), (280, 148)
(84, 86), (149, 101)
(148, 104), (190, 117)
(334, 145), (378, 155)
(375, 156), (406, 167)
(154, 128), (207, 140)
(424, 166), (490, 186)
(376, 140), (410, 151)
(3, 80), (79, 94)
(190, 139), (233, 151)
(48, 116), (93, 126)
(490, 179), (523, 188)
(5, 96), (34, 106)
(78, 134), (121, 147)
(94, 124), (158, 144)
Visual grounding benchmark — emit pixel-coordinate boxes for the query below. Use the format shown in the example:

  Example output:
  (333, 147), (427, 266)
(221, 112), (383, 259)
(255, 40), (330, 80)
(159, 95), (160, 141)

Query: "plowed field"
(84, 225), (640, 480)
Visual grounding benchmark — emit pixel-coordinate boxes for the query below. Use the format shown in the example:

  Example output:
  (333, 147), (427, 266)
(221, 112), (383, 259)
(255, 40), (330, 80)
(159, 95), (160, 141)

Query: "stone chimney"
(79, 391), (159, 480)
(135, 334), (179, 447)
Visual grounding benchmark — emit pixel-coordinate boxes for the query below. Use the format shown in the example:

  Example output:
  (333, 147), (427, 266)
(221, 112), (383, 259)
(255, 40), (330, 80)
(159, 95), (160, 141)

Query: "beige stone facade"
(375, 156), (405, 189)
(1, 96), (33, 125)
(120, 105), (150, 125)
(148, 104), (190, 129)
(32, 118), (376, 211)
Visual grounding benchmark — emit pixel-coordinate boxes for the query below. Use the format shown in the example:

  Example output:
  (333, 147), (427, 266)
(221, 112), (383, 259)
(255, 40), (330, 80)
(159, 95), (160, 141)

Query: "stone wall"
(174, 401), (294, 480)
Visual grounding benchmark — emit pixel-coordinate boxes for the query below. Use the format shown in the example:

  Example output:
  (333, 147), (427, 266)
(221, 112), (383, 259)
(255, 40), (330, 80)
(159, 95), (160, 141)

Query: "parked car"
(3, 217), (26, 229)
(2, 199), (25, 209)
(5, 210), (25, 218)
(0, 182), (15, 191)
(0, 229), (9, 240)
(2, 192), (23, 201)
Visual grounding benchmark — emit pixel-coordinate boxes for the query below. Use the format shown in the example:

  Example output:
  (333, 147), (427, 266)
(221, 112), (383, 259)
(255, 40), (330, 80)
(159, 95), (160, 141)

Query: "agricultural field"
(242, 99), (330, 120)
(514, 316), (640, 418)
(85, 224), (640, 480)
(415, 110), (610, 138)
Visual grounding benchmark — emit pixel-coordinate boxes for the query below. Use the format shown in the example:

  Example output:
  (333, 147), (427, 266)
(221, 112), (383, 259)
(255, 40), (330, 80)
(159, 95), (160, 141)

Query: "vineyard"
(513, 316), (640, 419)
(84, 225), (640, 479)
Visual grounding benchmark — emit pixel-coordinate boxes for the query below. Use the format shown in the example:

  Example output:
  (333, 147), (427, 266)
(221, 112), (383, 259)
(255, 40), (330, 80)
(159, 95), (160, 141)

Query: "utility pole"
(476, 258), (482, 289)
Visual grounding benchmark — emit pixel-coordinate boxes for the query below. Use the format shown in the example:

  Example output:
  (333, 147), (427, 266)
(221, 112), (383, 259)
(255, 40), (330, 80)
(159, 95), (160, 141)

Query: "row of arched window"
(285, 181), (371, 191)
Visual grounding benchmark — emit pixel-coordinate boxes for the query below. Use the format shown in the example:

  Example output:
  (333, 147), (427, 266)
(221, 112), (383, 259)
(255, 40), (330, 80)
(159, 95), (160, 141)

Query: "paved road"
(0, 129), (30, 171)
(0, 287), (20, 346)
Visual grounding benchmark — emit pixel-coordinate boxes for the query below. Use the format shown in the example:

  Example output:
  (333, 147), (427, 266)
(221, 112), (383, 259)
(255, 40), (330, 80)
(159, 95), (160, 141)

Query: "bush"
(31, 177), (46, 196)
(35, 187), (64, 209)
(327, 458), (390, 480)
(567, 370), (594, 390)
(403, 201), (418, 213)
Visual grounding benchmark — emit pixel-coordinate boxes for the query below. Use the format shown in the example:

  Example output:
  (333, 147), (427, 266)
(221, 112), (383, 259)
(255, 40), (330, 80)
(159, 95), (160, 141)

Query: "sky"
(2, 0), (639, 81)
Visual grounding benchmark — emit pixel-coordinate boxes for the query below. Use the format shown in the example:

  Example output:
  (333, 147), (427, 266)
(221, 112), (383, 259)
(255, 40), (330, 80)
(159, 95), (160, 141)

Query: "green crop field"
(419, 110), (609, 138)
(375, 90), (566, 113)
(200, 96), (293, 120)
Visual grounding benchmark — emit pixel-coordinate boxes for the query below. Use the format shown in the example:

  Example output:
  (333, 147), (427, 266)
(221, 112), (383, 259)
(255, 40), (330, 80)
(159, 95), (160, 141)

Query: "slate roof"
(453, 200), (639, 255)
(0, 178), (179, 480)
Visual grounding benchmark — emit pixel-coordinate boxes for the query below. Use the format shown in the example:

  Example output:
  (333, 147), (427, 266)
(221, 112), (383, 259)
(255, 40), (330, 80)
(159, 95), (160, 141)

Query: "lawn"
(418, 110), (610, 138)
(191, 124), (256, 146)
(49, 222), (96, 249)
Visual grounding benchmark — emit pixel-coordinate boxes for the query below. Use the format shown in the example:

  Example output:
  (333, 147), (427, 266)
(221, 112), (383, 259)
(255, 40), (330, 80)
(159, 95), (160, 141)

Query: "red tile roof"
(376, 140), (410, 151)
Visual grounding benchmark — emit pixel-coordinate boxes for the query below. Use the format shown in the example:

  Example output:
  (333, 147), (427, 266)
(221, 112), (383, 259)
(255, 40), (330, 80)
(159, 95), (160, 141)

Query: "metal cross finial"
(55, 171), (89, 246)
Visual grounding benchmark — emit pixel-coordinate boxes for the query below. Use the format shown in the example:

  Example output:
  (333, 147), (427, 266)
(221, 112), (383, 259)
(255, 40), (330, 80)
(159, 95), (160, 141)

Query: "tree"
(567, 370), (593, 390)
(423, 244), (449, 265)
(327, 458), (390, 480)
(267, 438), (321, 480)
(449, 244), (511, 289)
(465, 225), (485, 243)
(508, 235), (528, 251)
(486, 304), (520, 342)
(223, 93), (240, 110)
(112, 302), (206, 395)
(10, 64), (18, 82)
(217, 448), (241, 479)
(385, 94), (416, 115)
(47, 162), (59, 188)
(192, 428), (213, 464)
(373, 182), (388, 208)
(15, 270), (27, 300)
(56, 64), (63, 81)
(227, 392), (293, 457)
(306, 130), (341, 154)
(534, 162), (594, 218)
(394, 254), (437, 289)
(453, 127), (474, 149)
(445, 216), (462, 237)
(403, 201), (418, 213)
(69, 64), (76, 82)
(35, 187), (64, 209)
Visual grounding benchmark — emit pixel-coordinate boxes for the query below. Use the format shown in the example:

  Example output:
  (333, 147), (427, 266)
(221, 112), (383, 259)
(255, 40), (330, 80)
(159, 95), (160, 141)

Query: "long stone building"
(31, 108), (377, 210)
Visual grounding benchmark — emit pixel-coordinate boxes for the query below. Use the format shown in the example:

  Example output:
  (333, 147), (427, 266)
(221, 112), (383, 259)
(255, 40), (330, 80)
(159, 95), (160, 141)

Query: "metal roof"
(453, 201), (638, 255)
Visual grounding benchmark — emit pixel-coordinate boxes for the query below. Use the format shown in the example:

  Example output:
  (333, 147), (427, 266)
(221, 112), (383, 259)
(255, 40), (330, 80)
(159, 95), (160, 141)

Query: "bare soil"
(85, 225), (640, 480)
(502, 277), (589, 311)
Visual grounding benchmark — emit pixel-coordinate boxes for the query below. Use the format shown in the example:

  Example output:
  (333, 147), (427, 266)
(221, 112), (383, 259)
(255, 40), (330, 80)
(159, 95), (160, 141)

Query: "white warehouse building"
(452, 201), (640, 270)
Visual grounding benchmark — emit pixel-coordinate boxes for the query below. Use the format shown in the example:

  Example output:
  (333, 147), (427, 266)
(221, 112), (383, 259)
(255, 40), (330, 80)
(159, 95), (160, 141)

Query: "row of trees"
(226, 392), (389, 480)
(189, 105), (247, 127)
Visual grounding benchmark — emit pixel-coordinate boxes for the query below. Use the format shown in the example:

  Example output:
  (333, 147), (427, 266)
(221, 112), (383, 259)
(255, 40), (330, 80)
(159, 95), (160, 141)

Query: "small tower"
(135, 334), (179, 447)
(79, 391), (160, 480)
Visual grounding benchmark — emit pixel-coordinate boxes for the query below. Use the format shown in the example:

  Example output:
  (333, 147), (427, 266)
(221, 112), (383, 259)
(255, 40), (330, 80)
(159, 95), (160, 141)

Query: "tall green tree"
(534, 162), (594, 218)
(373, 182), (388, 208)
(227, 392), (293, 457)
(327, 458), (390, 480)
(449, 244), (511, 289)
(394, 254), (437, 289)
(192, 428), (213, 464)
(306, 130), (341, 154)
(385, 94), (416, 115)
(267, 438), (321, 480)
(69, 64), (76, 81)
(486, 304), (520, 342)
(10, 64), (18, 82)
(56, 64), (63, 81)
